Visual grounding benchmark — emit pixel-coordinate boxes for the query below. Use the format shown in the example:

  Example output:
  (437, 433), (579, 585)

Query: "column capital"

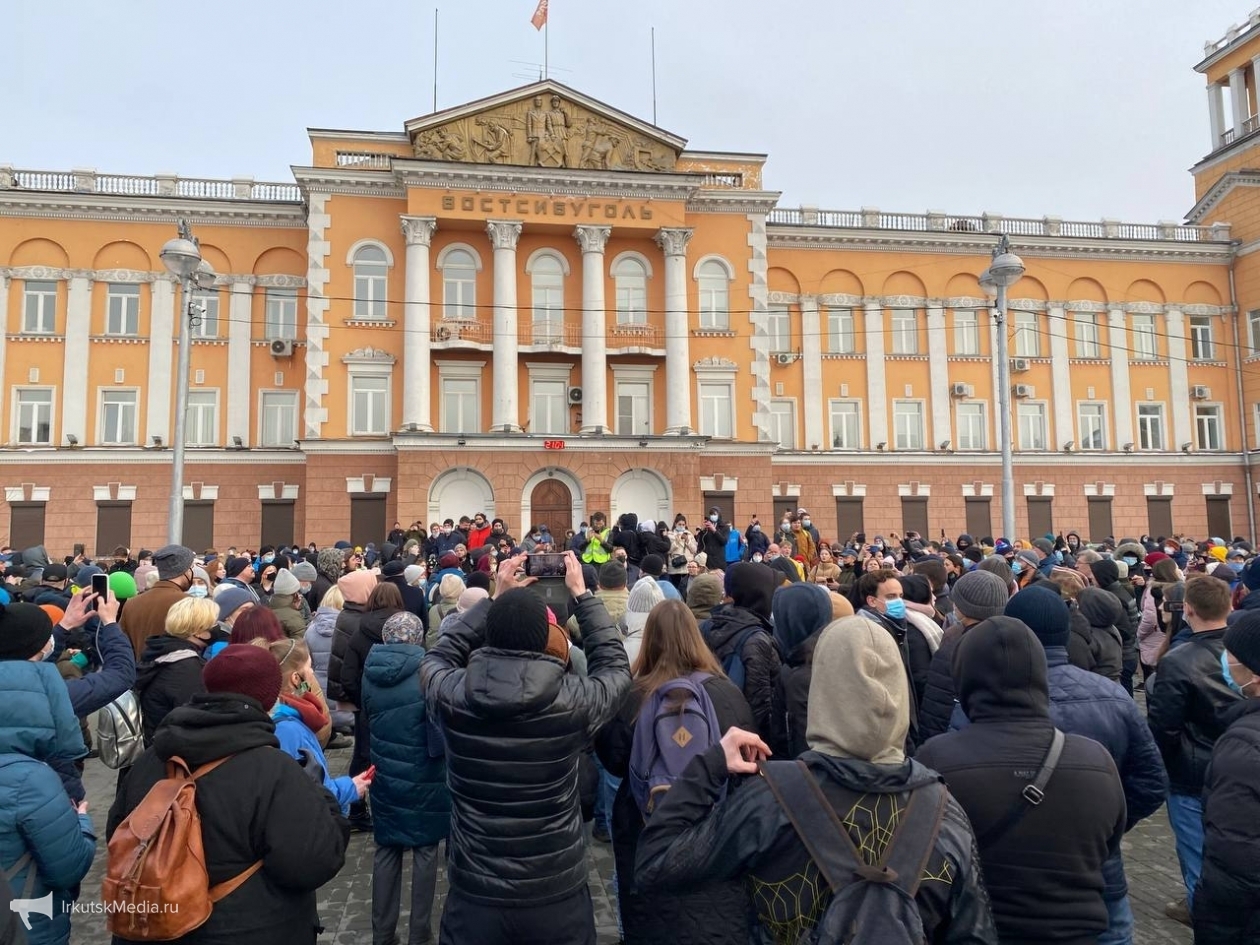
(573, 224), (612, 255)
(654, 227), (694, 257)
(401, 215), (438, 247)
(486, 219), (523, 251)
(798, 293), (819, 311)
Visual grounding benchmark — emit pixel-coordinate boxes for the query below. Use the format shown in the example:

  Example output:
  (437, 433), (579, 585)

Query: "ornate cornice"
(685, 190), (782, 215)
(290, 166), (406, 199)
(0, 192), (305, 228)
(254, 274), (307, 289)
(390, 160), (700, 201)
(341, 346), (397, 365)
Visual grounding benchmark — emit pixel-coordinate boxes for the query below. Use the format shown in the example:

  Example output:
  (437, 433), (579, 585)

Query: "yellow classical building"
(5, 17), (1260, 553)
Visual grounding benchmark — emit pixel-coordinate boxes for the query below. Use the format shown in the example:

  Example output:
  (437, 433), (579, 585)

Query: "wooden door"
(1087, 498), (1114, 544)
(260, 501), (296, 549)
(1206, 496), (1233, 541)
(530, 480), (572, 539)
(9, 503), (46, 550)
(1147, 498), (1174, 542)
(95, 503), (132, 557)
(965, 498), (992, 542)
(1027, 498), (1053, 541)
(350, 495), (388, 549)
(183, 502), (215, 554)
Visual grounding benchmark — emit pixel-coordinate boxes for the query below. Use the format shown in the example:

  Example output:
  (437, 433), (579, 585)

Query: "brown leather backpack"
(102, 755), (262, 940)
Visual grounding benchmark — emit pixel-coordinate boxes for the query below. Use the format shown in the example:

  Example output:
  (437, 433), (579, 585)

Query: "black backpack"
(761, 760), (946, 945)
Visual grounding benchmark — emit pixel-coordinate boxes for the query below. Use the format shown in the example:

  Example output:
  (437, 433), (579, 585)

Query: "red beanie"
(202, 644), (282, 710)
(1143, 551), (1170, 567)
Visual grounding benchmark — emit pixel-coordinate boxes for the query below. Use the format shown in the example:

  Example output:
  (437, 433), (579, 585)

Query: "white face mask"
(780, 521), (790, 531)
(708, 514), (719, 523)
(1164, 547), (1176, 555)
(187, 585), (209, 599)
(299, 583), (312, 593)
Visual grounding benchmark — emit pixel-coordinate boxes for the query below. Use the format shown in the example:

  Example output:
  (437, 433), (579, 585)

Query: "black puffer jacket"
(106, 694), (348, 945)
(339, 606), (394, 708)
(611, 514), (642, 565)
(1075, 589), (1124, 682)
(918, 622), (968, 742)
(1090, 560), (1140, 666)
(769, 634), (819, 759)
(698, 521), (730, 565)
(325, 602), (365, 704)
(420, 594), (631, 905)
(703, 607), (780, 740)
(1146, 628), (1243, 795)
(134, 634), (206, 746)
(595, 675), (755, 945)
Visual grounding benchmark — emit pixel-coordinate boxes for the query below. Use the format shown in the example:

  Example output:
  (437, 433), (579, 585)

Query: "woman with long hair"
(229, 605), (286, 646)
(595, 599), (754, 945)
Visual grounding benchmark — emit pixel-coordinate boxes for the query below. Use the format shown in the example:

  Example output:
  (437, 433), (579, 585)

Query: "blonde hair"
(254, 637), (310, 677)
(165, 596), (220, 639)
(319, 586), (345, 611)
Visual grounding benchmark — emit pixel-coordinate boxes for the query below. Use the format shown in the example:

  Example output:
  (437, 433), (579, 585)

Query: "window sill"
(1190, 360), (1228, 368)
(693, 329), (735, 338)
(90, 335), (147, 343)
(947, 354), (988, 362)
(1068, 357), (1107, 365)
(887, 354), (929, 361)
(251, 339), (306, 347)
(1129, 359), (1169, 367)
(6, 333), (64, 341)
(346, 318), (397, 329)
(822, 352), (863, 359)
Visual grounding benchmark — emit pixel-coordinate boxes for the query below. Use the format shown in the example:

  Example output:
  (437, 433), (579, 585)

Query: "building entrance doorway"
(530, 479), (572, 540)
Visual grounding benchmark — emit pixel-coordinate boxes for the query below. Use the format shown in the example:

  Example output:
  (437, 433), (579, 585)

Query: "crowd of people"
(1, 514), (1259, 944)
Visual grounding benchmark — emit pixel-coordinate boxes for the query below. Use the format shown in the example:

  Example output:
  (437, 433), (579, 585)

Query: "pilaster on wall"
(304, 194), (331, 439)
(746, 212), (772, 442)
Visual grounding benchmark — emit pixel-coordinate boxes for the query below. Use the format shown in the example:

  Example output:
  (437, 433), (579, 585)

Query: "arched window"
(530, 253), (565, 342)
(613, 256), (647, 325)
(697, 259), (730, 329)
(352, 244), (389, 319)
(442, 248), (477, 320)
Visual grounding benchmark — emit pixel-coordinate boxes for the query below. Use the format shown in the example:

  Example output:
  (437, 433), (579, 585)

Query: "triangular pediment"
(403, 80), (686, 172)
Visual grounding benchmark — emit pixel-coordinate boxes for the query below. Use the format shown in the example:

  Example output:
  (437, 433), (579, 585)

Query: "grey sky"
(2, 1), (1246, 224)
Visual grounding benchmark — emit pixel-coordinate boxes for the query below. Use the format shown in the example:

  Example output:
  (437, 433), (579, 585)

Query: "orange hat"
(39, 604), (65, 626)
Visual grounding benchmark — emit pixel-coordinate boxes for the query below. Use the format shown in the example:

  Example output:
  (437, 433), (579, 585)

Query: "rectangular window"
(531, 379), (567, 435)
(1078, 402), (1106, 451)
(767, 304), (791, 353)
(891, 310), (918, 355)
(190, 289), (219, 338)
(892, 400), (924, 450)
(441, 377), (479, 434)
(825, 308), (855, 354)
(1013, 310), (1040, 357)
(953, 310), (979, 355)
(956, 402), (986, 451)
(185, 390), (218, 446)
(99, 389), (138, 445)
(768, 400), (796, 450)
(1251, 310), (1260, 355)
(1131, 314), (1158, 360)
(1073, 311), (1100, 358)
(1190, 316), (1215, 361)
(1017, 402), (1048, 451)
(354, 269), (387, 320)
(259, 391), (299, 447)
(350, 375), (389, 435)
(14, 388), (53, 445)
(698, 382), (733, 438)
(106, 284), (140, 335)
(1195, 404), (1224, 451)
(698, 274), (729, 330)
(264, 289), (298, 340)
(615, 381), (651, 436)
(22, 281), (57, 333)
(829, 399), (861, 449)
(1137, 404), (1165, 451)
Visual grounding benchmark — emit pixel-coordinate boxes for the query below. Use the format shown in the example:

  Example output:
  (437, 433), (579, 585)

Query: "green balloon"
(109, 571), (138, 600)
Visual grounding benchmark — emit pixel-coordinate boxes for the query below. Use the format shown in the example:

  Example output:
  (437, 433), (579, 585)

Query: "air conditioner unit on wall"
(1013, 384), (1034, 399)
(775, 353), (796, 365)
(1011, 358), (1031, 373)
(567, 387), (583, 404)
(269, 338), (294, 357)
(1192, 385), (1211, 400)
(949, 382), (972, 398)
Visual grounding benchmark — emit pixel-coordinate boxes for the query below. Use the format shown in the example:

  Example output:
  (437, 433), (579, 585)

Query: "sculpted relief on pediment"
(411, 93), (677, 172)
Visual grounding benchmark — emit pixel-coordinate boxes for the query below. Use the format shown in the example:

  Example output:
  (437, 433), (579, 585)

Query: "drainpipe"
(1228, 261), (1257, 545)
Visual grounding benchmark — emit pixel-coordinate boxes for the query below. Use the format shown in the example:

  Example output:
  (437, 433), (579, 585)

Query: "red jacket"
(467, 525), (492, 550)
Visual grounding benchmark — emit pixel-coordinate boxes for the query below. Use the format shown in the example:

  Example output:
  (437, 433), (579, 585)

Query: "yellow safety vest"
(582, 527), (612, 565)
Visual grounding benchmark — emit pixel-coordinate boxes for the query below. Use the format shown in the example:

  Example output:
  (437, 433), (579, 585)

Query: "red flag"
(531, 0), (548, 30)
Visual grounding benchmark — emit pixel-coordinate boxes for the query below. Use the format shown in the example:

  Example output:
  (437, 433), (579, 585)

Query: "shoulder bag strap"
(3, 851), (38, 899)
(207, 860), (264, 903)
(761, 760), (870, 892)
(974, 729), (1066, 850)
(878, 782), (949, 897)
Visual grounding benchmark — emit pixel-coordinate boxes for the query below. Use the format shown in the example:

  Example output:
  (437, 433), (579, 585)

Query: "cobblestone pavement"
(71, 728), (1193, 945)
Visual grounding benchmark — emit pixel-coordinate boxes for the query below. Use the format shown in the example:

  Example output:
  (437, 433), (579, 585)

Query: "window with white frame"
(441, 377), (479, 434)
(22, 281), (57, 333)
(1016, 402), (1048, 451)
(352, 245), (389, 319)
(1130, 314), (1157, 360)
(956, 402), (986, 451)
(530, 253), (565, 341)
(99, 389), (138, 445)
(953, 310), (979, 355)
(185, 390), (218, 446)
(441, 248), (478, 320)
(190, 289), (219, 338)
(825, 307), (855, 354)
(259, 390), (299, 447)
(891, 310), (918, 355)
(1190, 316), (1215, 361)
(616, 381), (651, 435)
(1078, 402), (1106, 450)
(1251, 310), (1260, 355)
(767, 304), (791, 353)
(829, 399), (861, 449)
(892, 400), (924, 450)
(697, 259), (730, 330)
(13, 388), (53, 445)
(1014, 310), (1040, 357)
(1196, 404), (1224, 450)
(530, 378), (567, 435)
(697, 381), (734, 438)
(1073, 311), (1100, 358)
(1137, 404), (1166, 451)
(350, 375), (389, 435)
(612, 256), (648, 324)
(106, 284), (140, 335)
(264, 288), (298, 340)
(768, 400), (796, 450)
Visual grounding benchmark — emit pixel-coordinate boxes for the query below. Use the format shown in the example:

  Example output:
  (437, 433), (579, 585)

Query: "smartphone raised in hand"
(91, 573), (109, 611)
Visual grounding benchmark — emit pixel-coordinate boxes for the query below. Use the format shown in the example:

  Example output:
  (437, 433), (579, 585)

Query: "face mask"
(708, 514), (719, 523)
(300, 583), (312, 593)
(1164, 547), (1176, 556)
(781, 521), (790, 531)
(1122, 556), (1138, 566)
(802, 518), (811, 528)
(767, 553), (778, 561)
(1011, 560), (1024, 576)
(187, 585), (209, 599)
(1052, 551), (1064, 564)
(752, 524), (761, 533)
(532, 533), (541, 541)
(1230, 562), (1244, 573)
(752, 554), (763, 563)
(441, 527), (452, 535)
(1221, 651), (1254, 695)
(883, 598), (907, 620)
(262, 554), (274, 564)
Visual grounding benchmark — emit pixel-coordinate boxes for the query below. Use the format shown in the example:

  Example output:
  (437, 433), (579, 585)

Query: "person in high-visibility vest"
(579, 512), (613, 566)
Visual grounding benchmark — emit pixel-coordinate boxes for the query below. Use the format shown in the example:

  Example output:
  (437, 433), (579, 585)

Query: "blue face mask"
(262, 554), (274, 564)
(187, 585), (208, 599)
(1052, 551), (1064, 565)
(1122, 556), (1138, 567)
(1011, 560), (1024, 576)
(1222, 651), (1245, 695)
(883, 598), (907, 620)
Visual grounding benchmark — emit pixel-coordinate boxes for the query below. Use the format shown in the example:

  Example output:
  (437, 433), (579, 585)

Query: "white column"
(63, 273), (92, 442)
(1209, 82), (1227, 148)
(0, 277), (8, 427)
(988, 311), (1001, 450)
(1231, 68), (1248, 132)
(927, 303), (950, 448)
(1107, 308), (1134, 448)
(1166, 306), (1193, 448)
(656, 227), (694, 435)
(401, 215), (437, 431)
(864, 301), (888, 448)
(146, 276), (174, 445)
(227, 280), (253, 445)
(486, 220), (523, 433)
(799, 294), (825, 448)
(575, 225), (612, 434)
(1047, 304), (1073, 450)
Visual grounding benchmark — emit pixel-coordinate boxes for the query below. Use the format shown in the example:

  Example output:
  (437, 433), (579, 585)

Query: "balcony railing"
(0, 166), (302, 202)
(520, 320), (583, 347)
(609, 323), (664, 349)
(334, 151), (393, 169)
(431, 319), (492, 345)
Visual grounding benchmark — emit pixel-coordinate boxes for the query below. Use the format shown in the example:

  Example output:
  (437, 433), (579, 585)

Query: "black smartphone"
(524, 553), (565, 578)
(91, 573), (109, 611)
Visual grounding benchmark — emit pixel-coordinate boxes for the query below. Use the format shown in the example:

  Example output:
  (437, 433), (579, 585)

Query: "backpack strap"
(974, 728), (1065, 850)
(878, 782), (948, 898)
(208, 861), (264, 903)
(173, 753), (265, 902)
(3, 851), (37, 900)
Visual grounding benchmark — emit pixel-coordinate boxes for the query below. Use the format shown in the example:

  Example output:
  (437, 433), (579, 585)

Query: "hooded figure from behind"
(768, 582), (834, 758)
(634, 616), (998, 944)
(702, 562), (782, 740)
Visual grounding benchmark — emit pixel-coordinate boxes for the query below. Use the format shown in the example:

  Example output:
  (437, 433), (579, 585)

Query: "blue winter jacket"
(52, 620), (136, 716)
(361, 643), (450, 849)
(271, 704), (358, 814)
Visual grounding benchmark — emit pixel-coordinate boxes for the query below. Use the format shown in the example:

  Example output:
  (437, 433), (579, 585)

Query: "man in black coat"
(857, 568), (931, 746)
(697, 507), (729, 567)
(421, 552), (630, 945)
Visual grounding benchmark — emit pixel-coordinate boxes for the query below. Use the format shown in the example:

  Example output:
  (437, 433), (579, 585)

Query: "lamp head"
(160, 237), (201, 279)
(988, 251), (1026, 288)
(193, 259), (217, 290)
(978, 267), (999, 300)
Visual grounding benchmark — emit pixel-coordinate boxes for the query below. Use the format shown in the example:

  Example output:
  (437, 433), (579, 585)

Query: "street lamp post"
(160, 221), (216, 544)
(979, 236), (1026, 544)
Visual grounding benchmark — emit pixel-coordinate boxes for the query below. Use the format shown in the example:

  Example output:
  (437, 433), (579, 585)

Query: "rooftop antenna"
(432, 8), (439, 112)
(651, 26), (658, 125)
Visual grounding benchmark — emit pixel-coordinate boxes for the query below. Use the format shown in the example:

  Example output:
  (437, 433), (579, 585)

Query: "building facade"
(5, 20), (1260, 554)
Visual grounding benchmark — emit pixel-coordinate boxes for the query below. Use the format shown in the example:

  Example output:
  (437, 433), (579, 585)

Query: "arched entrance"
(427, 468), (494, 524)
(610, 468), (672, 526)
(529, 480), (572, 538)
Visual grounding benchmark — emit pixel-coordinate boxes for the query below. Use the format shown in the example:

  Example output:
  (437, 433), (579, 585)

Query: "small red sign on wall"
(543, 440), (566, 450)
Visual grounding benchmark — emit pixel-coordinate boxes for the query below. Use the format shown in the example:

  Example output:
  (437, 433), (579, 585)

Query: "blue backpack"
(628, 672), (723, 816)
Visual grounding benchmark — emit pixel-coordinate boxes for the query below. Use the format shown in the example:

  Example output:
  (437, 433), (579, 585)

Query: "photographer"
(698, 507), (730, 568)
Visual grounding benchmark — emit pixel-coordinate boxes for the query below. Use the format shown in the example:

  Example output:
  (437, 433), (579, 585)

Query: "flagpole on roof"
(433, 7), (439, 112)
(544, 7), (549, 79)
(651, 26), (657, 125)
